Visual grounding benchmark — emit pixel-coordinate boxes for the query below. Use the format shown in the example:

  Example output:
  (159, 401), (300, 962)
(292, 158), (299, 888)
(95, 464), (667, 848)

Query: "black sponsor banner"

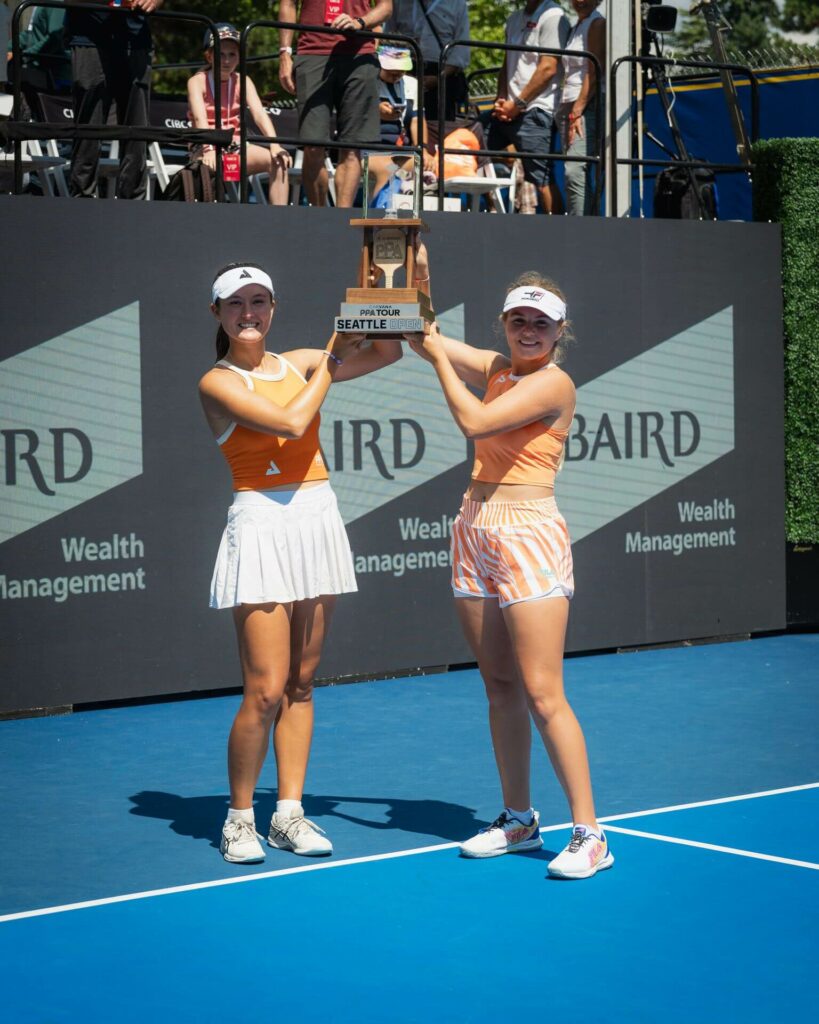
(0, 200), (784, 713)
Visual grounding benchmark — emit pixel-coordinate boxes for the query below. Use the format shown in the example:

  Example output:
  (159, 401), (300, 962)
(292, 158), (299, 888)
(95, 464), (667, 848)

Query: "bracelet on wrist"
(415, 275), (430, 282)
(356, 16), (366, 29)
(279, 46), (293, 55)
(323, 350), (343, 366)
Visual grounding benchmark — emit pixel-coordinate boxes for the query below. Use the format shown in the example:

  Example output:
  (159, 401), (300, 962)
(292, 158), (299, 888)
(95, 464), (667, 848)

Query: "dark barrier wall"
(0, 199), (784, 713)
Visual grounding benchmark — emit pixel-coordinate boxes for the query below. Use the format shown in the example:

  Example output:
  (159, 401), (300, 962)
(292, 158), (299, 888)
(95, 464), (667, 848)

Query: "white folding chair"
(442, 159), (517, 213)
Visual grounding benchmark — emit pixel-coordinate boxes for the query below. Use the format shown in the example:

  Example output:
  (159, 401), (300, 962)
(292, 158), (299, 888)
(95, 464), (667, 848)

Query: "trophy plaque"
(335, 154), (435, 337)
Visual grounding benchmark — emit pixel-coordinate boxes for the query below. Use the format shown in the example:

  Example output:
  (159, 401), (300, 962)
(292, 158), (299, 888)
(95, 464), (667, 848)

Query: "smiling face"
(212, 284), (275, 346)
(503, 306), (563, 372)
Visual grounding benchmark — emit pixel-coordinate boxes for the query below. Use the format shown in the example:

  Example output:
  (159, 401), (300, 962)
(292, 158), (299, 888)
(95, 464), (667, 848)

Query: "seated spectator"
(366, 43), (436, 205)
(558, 0), (605, 216)
(187, 23), (291, 205)
(483, 0), (568, 215)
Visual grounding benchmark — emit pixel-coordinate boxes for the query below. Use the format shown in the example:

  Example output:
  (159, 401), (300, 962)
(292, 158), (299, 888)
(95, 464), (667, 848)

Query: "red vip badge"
(222, 151), (241, 182)
(325, 0), (344, 22)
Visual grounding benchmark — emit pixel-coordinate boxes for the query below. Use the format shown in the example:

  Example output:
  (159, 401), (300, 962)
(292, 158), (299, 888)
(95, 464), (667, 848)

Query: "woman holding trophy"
(200, 262), (401, 863)
(407, 246), (613, 880)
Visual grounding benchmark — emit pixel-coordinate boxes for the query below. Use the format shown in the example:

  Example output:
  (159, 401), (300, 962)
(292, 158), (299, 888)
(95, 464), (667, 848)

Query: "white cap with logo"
(502, 286), (566, 322)
(211, 266), (275, 304)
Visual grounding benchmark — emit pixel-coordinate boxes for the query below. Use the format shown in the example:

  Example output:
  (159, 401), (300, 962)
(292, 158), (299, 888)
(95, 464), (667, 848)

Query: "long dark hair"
(211, 261), (272, 362)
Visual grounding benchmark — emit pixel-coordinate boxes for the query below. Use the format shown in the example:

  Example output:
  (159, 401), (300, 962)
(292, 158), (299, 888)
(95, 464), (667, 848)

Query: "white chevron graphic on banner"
(558, 307), (735, 542)
(0, 304), (143, 545)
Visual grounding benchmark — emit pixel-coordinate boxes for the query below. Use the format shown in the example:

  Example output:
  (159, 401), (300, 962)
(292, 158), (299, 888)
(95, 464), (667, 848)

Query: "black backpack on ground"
(653, 164), (718, 219)
(158, 159), (216, 202)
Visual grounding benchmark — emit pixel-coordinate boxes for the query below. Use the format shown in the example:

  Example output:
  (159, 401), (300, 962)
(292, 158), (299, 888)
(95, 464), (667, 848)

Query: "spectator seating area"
(1, 77), (527, 211)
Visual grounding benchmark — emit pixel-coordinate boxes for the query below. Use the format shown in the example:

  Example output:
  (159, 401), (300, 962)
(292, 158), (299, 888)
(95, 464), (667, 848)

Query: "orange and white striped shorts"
(451, 496), (574, 607)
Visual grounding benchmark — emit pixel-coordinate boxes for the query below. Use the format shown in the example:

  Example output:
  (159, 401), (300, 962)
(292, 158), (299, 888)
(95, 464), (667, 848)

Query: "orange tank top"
(471, 365), (569, 488)
(215, 354), (329, 491)
(189, 71), (241, 142)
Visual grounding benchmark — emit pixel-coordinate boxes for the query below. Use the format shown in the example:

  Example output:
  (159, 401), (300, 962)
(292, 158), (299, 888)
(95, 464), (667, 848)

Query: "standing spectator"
(486, 0), (569, 215)
(65, 0), (163, 199)
(385, 0), (469, 124)
(558, 0), (605, 216)
(278, 0), (393, 207)
(187, 23), (292, 206)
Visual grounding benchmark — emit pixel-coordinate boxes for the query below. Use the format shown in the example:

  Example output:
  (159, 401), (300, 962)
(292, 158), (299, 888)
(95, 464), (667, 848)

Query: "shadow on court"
(127, 789), (542, 848)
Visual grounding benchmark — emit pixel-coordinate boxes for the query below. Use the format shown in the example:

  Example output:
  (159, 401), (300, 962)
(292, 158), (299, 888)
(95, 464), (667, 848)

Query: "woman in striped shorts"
(408, 251), (613, 880)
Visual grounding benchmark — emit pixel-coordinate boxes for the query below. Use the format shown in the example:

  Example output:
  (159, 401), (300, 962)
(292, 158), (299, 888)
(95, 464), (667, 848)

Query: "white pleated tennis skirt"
(209, 482), (358, 609)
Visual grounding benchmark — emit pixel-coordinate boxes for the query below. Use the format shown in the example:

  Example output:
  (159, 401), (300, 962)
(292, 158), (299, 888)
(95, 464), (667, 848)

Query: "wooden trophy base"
(336, 218), (435, 338)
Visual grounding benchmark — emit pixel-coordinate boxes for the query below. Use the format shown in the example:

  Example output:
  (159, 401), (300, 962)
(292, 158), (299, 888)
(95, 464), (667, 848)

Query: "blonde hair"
(500, 271), (575, 365)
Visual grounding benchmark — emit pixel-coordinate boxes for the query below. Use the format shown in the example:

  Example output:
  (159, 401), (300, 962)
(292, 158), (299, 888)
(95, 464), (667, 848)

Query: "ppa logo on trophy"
(0, 304), (143, 545)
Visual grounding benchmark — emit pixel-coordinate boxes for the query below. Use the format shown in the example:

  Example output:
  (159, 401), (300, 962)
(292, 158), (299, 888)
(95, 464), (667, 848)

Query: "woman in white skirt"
(199, 262), (401, 863)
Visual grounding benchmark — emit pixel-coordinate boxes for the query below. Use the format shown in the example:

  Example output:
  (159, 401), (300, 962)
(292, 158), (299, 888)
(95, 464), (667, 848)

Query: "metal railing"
(235, 21), (424, 205)
(437, 38), (604, 214)
(7, 1), (232, 197)
(609, 54), (759, 217)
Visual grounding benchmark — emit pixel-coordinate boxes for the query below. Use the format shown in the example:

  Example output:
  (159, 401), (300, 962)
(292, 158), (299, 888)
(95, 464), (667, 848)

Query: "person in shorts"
(199, 263), (401, 863)
(277, 0), (394, 206)
(485, 0), (569, 215)
(406, 246), (614, 880)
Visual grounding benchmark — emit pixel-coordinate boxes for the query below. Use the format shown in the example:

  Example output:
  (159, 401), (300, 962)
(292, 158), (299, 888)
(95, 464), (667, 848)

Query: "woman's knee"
(482, 670), (526, 711)
(241, 675), (286, 721)
(284, 666), (317, 704)
(527, 686), (569, 727)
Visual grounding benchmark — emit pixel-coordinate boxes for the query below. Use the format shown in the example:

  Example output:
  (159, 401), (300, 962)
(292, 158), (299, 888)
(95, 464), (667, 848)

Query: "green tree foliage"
(672, 0), (783, 55)
(752, 138), (819, 543)
(779, 0), (819, 31)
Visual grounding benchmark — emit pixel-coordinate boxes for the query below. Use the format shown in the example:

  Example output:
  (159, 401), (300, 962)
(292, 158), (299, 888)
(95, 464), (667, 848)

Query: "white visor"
(502, 286), (566, 322)
(212, 266), (275, 304)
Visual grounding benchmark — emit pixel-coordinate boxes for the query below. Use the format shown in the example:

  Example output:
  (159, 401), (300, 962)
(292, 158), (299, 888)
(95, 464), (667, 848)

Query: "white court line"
(598, 780), (819, 824)
(603, 824), (819, 871)
(1, 781), (816, 924)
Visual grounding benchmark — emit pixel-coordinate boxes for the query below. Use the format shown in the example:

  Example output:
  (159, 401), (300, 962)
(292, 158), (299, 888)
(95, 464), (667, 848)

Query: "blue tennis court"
(1, 633), (817, 1022)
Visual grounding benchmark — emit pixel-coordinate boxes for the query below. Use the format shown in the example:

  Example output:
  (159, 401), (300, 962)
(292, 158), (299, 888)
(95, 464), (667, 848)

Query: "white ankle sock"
(227, 807), (255, 824)
(277, 799), (303, 818)
(506, 806), (534, 825)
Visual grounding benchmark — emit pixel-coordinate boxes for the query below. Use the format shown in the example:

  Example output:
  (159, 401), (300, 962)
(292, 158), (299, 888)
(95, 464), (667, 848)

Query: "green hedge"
(752, 138), (819, 543)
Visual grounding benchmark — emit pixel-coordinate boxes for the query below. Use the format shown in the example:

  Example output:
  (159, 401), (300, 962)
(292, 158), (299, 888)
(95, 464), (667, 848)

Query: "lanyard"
(207, 71), (235, 121)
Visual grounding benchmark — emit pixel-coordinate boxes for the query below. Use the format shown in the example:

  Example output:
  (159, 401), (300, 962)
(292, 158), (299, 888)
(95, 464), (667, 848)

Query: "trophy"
(334, 153), (435, 338)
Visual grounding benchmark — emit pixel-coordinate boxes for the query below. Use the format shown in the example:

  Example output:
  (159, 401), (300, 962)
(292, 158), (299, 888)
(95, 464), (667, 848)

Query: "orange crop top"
(471, 366), (569, 487)
(215, 354), (329, 491)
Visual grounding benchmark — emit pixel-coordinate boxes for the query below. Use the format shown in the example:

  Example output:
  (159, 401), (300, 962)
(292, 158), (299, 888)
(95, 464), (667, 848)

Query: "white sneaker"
(548, 825), (614, 879)
(220, 819), (265, 864)
(459, 811), (543, 859)
(268, 809), (333, 857)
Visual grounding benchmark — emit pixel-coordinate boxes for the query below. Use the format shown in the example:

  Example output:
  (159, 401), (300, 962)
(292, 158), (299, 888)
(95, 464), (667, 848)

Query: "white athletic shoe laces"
(220, 819), (265, 864)
(547, 825), (615, 879)
(268, 809), (333, 857)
